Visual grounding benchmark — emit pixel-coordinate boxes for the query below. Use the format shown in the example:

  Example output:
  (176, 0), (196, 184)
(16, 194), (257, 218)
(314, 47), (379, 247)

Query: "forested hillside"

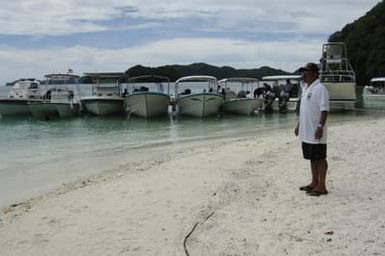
(329, 0), (385, 85)
(125, 63), (289, 82)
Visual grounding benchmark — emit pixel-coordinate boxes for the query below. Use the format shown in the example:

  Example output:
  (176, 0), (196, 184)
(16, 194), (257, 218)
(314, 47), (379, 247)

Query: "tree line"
(329, 0), (385, 85)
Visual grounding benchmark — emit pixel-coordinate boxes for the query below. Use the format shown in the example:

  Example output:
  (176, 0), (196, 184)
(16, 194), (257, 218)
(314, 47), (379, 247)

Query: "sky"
(0, 0), (380, 84)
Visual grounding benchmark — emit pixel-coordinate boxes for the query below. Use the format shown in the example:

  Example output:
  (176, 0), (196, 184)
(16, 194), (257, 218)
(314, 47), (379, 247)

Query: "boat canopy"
(370, 77), (385, 83)
(125, 75), (171, 94)
(44, 74), (80, 80)
(175, 75), (219, 95)
(83, 72), (128, 82)
(175, 75), (217, 84)
(218, 77), (258, 84)
(127, 75), (170, 83)
(262, 75), (301, 81)
(44, 74), (80, 87)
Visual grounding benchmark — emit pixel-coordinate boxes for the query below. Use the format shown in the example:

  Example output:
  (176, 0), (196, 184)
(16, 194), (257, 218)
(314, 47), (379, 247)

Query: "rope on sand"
(183, 211), (215, 256)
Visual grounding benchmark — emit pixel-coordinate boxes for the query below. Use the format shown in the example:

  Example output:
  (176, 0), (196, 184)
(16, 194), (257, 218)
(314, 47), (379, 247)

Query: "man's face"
(301, 71), (317, 84)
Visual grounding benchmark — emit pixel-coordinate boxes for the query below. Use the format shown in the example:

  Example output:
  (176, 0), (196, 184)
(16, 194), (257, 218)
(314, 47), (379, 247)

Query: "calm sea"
(0, 85), (384, 207)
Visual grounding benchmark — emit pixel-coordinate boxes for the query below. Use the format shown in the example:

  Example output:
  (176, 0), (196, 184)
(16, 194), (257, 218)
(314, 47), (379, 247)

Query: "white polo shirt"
(299, 79), (329, 144)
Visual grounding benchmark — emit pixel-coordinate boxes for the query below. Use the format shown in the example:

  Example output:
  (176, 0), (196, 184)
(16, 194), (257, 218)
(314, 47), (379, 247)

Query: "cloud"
(0, 0), (379, 36)
(0, 37), (321, 84)
(0, 0), (125, 35)
(0, 0), (379, 84)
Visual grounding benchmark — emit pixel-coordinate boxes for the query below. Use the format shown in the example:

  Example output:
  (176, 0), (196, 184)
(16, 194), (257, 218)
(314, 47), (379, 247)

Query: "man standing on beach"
(294, 63), (329, 196)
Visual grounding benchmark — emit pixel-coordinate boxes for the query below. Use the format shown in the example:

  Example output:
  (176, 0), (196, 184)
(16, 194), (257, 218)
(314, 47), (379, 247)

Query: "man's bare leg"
(312, 159), (328, 193)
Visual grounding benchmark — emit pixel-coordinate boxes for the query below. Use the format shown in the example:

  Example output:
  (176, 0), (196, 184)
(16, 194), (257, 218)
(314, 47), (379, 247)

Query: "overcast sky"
(0, 0), (380, 84)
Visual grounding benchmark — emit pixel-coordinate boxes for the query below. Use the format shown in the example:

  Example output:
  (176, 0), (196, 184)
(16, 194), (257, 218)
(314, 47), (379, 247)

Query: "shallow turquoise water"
(1, 84), (385, 207)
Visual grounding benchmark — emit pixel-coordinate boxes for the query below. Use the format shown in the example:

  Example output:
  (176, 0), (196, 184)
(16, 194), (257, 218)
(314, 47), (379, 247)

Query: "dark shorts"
(302, 142), (327, 161)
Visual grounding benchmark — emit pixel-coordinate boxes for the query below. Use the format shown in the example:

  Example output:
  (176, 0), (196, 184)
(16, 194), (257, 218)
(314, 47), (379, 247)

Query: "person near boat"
(278, 79), (293, 113)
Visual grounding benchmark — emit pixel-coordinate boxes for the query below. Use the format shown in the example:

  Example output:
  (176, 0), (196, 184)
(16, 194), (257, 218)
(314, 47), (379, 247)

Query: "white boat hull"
(362, 92), (385, 108)
(0, 99), (42, 116)
(324, 82), (356, 110)
(55, 103), (80, 117)
(363, 93), (385, 102)
(125, 92), (170, 118)
(81, 97), (124, 116)
(177, 93), (223, 117)
(223, 98), (262, 115)
(28, 102), (59, 119)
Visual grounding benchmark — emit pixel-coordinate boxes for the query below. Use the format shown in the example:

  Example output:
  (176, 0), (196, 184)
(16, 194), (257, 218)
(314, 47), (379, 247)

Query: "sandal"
(299, 185), (314, 192)
(308, 190), (328, 196)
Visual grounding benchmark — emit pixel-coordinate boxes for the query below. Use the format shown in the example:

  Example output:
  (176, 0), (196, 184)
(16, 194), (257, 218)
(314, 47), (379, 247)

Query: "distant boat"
(261, 75), (302, 112)
(28, 74), (81, 119)
(218, 77), (263, 115)
(174, 75), (223, 117)
(362, 77), (385, 105)
(0, 79), (43, 116)
(80, 72), (126, 116)
(319, 42), (356, 110)
(124, 75), (171, 118)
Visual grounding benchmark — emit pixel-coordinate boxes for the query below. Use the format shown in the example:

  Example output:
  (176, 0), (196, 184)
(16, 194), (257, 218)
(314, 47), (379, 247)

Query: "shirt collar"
(303, 78), (319, 90)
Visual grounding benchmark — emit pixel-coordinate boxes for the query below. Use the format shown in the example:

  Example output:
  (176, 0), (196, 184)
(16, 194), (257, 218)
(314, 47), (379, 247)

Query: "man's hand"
(294, 125), (299, 136)
(314, 127), (323, 140)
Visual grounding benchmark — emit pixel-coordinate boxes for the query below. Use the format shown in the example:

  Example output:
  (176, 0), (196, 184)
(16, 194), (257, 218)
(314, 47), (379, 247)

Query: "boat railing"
(320, 56), (356, 83)
(174, 76), (219, 96)
(125, 75), (171, 95)
(320, 70), (356, 82)
(320, 72), (355, 83)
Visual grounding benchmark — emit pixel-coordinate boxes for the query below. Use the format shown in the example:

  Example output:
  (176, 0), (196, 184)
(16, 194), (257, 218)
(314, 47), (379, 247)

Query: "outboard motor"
(264, 90), (276, 113)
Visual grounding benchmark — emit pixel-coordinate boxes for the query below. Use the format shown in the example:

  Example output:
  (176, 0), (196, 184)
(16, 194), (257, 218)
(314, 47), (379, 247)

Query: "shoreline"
(0, 111), (379, 208)
(1, 117), (385, 255)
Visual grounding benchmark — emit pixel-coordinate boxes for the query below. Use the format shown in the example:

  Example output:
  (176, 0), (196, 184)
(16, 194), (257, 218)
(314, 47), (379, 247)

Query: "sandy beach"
(1, 117), (385, 255)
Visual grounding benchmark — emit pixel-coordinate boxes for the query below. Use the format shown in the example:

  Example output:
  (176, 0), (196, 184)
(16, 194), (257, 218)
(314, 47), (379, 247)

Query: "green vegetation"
(329, 0), (385, 85)
(59, 64), (289, 84)
(124, 63), (289, 82)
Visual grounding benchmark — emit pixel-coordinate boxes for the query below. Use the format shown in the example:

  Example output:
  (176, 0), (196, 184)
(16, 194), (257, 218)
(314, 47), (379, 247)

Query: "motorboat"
(319, 42), (356, 110)
(124, 75), (171, 118)
(28, 73), (81, 119)
(218, 77), (263, 115)
(0, 79), (43, 116)
(174, 75), (223, 117)
(261, 75), (302, 112)
(80, 72), (126, 116)
(362, 77), (385, 107)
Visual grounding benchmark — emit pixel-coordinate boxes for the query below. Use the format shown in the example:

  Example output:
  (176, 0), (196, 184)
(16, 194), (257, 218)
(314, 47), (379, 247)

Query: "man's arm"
(294, 121), (299, 136)
(315, 111), (328, 140)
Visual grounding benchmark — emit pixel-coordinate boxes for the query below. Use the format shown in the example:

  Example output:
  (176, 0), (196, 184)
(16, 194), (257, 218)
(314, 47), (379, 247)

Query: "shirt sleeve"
(319, 85), (330, 111)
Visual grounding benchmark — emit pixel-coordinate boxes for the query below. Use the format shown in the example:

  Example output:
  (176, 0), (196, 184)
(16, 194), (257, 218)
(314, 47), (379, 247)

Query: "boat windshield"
(29, 83), (39, 89)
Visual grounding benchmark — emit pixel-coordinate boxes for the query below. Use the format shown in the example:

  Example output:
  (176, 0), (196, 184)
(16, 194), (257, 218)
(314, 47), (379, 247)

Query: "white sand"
(1, 117), (385, 255)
